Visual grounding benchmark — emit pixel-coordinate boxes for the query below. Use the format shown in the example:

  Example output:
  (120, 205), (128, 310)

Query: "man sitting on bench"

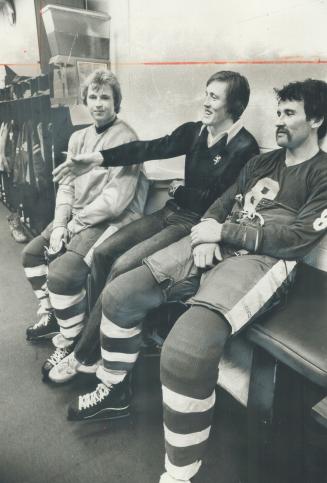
(22, 69), (148, 378)
(66, 79), (327, 483)
(49, 71), (259, 381)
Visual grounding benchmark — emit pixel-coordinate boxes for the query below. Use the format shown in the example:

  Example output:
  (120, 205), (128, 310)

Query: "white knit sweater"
(53, 118), (149, 233)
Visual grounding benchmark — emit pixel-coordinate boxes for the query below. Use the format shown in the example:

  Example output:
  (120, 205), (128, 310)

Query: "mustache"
(276, 127), (289, 135)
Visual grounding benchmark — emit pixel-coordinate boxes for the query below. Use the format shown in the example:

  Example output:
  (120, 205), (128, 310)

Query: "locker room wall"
(92, 0), (327, 178)
(102, 0), (327, 265)
(0, 0), (41, 85)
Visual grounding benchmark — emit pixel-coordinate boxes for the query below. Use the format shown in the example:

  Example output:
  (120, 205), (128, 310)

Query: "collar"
(200, 119), (243, 148)
(95, 115), (117, 134)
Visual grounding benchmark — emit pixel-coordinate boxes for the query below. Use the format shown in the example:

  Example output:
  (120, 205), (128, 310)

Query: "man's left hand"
(193, 243), (222, 268)
(53, 152), (103, 183)
(191, 218), (223, 247)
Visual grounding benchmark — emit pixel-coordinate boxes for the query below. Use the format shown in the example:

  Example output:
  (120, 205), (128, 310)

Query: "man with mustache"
(66, 79), (327, 483)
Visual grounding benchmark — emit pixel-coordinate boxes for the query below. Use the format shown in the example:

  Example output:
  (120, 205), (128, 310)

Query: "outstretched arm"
(53, 151), (103, 182)
(53, 122), (196, 182)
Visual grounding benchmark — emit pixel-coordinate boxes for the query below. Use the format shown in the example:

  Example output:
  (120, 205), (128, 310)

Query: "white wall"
(3, 1), (325, 173)
(97, 0), (327, 177)
(0, 0), (40, 86)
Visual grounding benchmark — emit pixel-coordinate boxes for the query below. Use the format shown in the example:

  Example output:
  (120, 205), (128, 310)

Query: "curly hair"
(275, 79), (327, 139)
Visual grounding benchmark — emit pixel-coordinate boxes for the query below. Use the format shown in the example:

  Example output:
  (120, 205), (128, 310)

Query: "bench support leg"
(247, 346), (306, 483)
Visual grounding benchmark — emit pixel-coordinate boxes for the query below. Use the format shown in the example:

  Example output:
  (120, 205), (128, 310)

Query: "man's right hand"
(49, 226), (68, 252)
(168, 179), (184, 197)
(52, 152), (104, 183)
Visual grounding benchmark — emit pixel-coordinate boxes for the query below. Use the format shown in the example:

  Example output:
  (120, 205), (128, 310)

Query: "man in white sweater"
(22, 69), (148, 379)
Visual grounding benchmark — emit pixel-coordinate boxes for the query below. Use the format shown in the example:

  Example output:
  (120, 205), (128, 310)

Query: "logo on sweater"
(212, 155), (222, 165)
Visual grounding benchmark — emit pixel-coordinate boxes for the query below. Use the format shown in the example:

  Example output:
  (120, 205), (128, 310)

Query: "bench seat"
(247, 262), (327, 388)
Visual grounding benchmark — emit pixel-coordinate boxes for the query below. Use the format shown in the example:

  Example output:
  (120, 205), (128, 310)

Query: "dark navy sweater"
(205, 149), (327, 259)
(100, 121), (259, 216)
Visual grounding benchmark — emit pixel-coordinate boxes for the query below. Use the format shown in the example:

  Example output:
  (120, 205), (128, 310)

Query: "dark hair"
(275, 79), (327, 139)
(206, 71), (250, 122)
(81, 69), (122, 113)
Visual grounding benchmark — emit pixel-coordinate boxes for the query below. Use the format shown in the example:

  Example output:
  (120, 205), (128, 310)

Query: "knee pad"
(161, 330), (216, 391)
(92, 244), (107, 264)
(161, 336), (192, 380)
(109, 257), (127, 281)
(21, 245), (32, 268)
(101, 279), (127, 323)
(22, 237), (46, 267)
(47, 258), (70, 294)
(93, 242), (117, 271)
(48, 252), (88, 295)
(103, 266), (163, 327)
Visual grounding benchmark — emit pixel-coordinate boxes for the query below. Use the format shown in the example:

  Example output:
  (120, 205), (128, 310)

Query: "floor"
(0, 202), (247, 483)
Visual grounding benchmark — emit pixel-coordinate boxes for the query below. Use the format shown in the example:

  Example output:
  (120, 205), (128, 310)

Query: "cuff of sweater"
(172, 185), (184, 202)
(221, 222), (262, 252)
(52, 219), (68, 229)
(72, 212), (89, 229)
(99, 150), (111, 167)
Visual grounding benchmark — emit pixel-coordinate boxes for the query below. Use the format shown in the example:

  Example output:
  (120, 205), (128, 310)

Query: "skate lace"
(33, 312), (52, 329)
(48, 347), (70, 365)
(79, 383), (111, 410)
(57, 352), (77, 374)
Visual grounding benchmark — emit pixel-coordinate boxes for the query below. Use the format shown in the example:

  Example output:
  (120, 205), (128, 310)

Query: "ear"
(310, 116), (324, 129)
